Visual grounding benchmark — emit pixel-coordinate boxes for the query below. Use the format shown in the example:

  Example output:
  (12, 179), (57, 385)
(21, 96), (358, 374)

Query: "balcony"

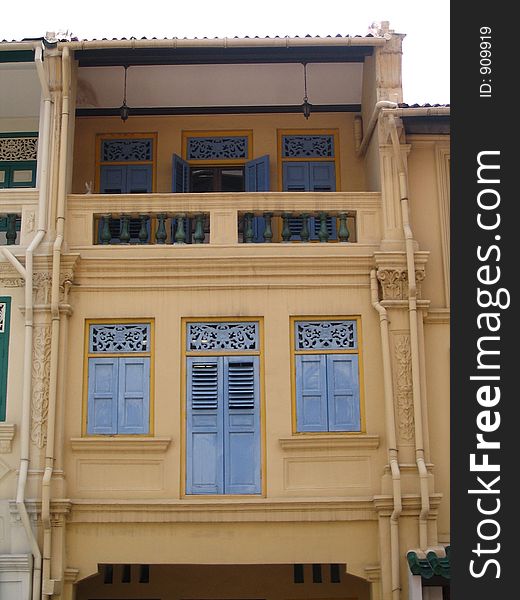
(66, 192), (382, 250)
(0, 189), (38, 247)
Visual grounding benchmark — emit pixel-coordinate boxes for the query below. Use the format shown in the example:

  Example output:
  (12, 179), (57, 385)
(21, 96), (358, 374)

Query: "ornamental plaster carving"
(33, 271), (74, 305)
(31, 325), (52, 449)
(0, 264), (25, 287)
(377, 268), (425, 301)
(394, 335), (415, 442)
(25, 211), (36, 233)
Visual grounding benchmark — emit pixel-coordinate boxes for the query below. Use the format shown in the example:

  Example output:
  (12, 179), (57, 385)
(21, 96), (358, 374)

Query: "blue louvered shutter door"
(126, 165), (153, 193)
(87, 358), (119, 434)
(245, 155), (270, 192)
(186, 357), (224, 494)
(309, 162), (336, 191)
(224, 356), (261, 494)
(295, 354), (328, 431)
(117, 357), (150, 434)
(172, 154), (190, 192)
(282, 162), (310, 191)
(100, 165), (126, 193)
(326, 354), (360, 431)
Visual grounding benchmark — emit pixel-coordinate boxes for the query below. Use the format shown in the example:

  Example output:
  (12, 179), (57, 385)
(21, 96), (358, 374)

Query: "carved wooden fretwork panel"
(186, 136), (249, 160)
(187, 322), (258, 351)
(294, 320), (357, 350)
(282, 135), (334, 158)
(101, 139), (153, 162)
(90, 323), (150, 353)
(0, 136), (38, 161)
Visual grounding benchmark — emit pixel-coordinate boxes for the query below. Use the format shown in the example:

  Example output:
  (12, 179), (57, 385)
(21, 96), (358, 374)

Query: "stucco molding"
(373, 493), (442, 517)
(279, 434), (380, 450)
(66, 497), (379, 524)
(424, 308), (450, 325)
(70, 437), (172, 452)
(31, 324), (52, 449)
(0, 554), (33, 572)
(0, 423), (16, 453)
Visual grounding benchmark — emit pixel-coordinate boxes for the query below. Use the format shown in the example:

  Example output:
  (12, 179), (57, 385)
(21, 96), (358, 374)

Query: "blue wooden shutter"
(245, 155), (270, 192)
(126, 165), (153, 193)
(117, 357), (150, 434)
(100, 165), (126, 193)
(186, 357), (224, 494)
(326, 355), (360, 431)
(87, 358), (118, 434)
(295, 354), (328, 431)
(309, 162), (336, 191)
(282, 162), (309, 191)
(0, 298), (11, 421)
(172, 154), (190, 192)
(224, 356), (261, 494)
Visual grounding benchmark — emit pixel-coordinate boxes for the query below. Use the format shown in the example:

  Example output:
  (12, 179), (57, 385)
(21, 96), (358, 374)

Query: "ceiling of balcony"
(0, 62), (41, 118)
(76, 62), (363, 110)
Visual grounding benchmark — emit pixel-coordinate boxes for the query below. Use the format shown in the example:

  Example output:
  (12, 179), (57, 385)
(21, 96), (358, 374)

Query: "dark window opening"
(330, 564), (341, 583)
(312, 564), (322, 583)
(139, 564), (150, 583)
(122, 564), (131, 583)
(191, 167), (245, 192)
(293, 564), (304, 584)
(103, 565), (113, 584)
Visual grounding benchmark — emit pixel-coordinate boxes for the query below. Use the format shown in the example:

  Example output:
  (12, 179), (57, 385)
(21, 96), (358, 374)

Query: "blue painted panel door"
(224, 357), (261, 494)
(309, 162), (336, 191)
(186, 356), (261, 494)
(326, 355), (360, 431)
(87, 358), (119, 434)
(172, 154), (190, 193)
(295, 354), (328, 431)
(117, 357), (150, 434)
(100, 166), (125, 193)
(245, 155), (270, 192)
(282, 161), (335, 192)
(186, 357), (224, 494)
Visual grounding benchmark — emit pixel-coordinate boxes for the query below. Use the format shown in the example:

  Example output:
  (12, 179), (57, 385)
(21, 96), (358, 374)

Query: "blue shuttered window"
(186, 322), (261, 495)
(294, 320), (361, 433)
(86, 323), (151, 435)
(100, 164), (152, 193)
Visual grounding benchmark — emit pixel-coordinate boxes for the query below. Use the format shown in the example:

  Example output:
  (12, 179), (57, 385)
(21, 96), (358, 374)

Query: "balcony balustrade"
(66, 192), (382, 249)
(0, 189), (38, 247)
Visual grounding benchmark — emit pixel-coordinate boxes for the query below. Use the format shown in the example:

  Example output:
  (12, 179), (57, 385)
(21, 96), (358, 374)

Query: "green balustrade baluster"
(338, 212), (350, 242)
(119, 215), (131, 244)
(263, 212), (273, 243)
(281, 213), (292, 242)
(100, 214), (112, 245)
(155, 213), (167, 244)
(318, 212), (329, 243)
(300, 213), (310, 242)
(244, 213), (254, 243)
(193, 214), (205, 244)
(138, 214), (149, 244)
(6, 214), (17, 245)
(174, 214), (186, 244)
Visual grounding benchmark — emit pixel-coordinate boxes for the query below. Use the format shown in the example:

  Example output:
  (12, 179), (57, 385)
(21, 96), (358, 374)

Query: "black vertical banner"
(451, 4), (514, 598)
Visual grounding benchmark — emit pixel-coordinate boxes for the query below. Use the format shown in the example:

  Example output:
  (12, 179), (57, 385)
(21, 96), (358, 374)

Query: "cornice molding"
(279, 434), (380, 450)
(70, 436), (172, 452)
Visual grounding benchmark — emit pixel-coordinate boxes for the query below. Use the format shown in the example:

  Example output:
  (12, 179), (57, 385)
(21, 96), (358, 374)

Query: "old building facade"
(0, 23), (450, 600)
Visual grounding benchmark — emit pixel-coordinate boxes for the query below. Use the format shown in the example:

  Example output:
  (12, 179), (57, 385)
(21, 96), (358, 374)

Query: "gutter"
(370, 270), (402, 600)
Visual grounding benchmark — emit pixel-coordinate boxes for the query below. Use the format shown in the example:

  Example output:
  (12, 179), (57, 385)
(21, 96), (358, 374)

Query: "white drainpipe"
(41, 45), (70, 599)
(370, 270), (402, 599)
(386, 112), (430, 549)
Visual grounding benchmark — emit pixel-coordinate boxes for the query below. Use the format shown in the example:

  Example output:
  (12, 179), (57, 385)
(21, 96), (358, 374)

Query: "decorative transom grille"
(89, 324), (150, 353)
(0, 137), (38, 161)
(295, 320), (357, 350)
(187, 322), (258, 351)
(187, 137), (249, 160)
(101, 139), (153, 162)
(0, 303), (6, 333)
(282, 135), (334, 158)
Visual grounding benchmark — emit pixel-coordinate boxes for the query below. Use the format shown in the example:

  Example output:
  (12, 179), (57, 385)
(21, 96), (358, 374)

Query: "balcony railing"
(66, 192), (382, 248)
(0, 189), (38, 247)
(0, 213), (21, 245)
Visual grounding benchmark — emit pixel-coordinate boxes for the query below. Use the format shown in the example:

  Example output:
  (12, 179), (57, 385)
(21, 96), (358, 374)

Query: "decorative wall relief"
(394, 335), (415, 442)
(33, 272), (53, 305)
(31, 325), (52, 449)
(377, 268), (425, 300)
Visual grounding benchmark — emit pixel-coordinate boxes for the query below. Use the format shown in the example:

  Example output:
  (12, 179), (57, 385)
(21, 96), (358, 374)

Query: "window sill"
(278, 434), (380, 451)
(70, 436), (172, 452)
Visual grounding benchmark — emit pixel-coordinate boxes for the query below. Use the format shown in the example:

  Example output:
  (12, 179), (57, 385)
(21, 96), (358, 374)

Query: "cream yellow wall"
(407, 136), (450, 308)
(63, 280), (387, 501)
(72, 113), (366, 194)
